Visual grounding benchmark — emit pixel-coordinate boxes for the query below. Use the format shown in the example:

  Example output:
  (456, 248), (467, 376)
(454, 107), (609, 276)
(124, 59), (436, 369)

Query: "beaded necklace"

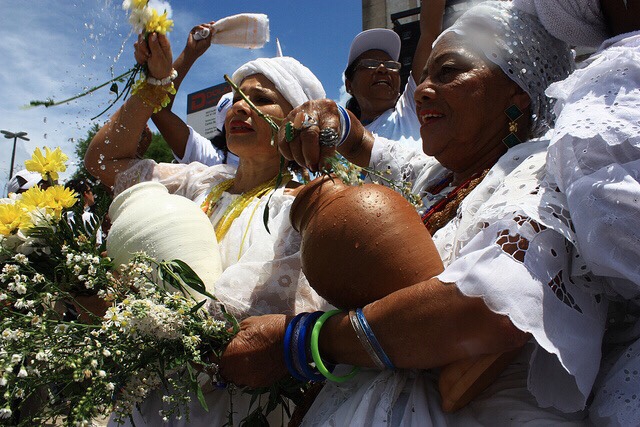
(200, 174), (291, 241)
(421, 169), (489, 235)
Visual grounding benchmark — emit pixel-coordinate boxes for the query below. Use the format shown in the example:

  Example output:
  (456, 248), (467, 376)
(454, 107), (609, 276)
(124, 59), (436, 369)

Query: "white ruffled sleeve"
(545, 34), (640, 299)
(436, 143), (609, 412)
(369, 136), (447, 203)
(113, 159), (235, 203)
(544, 33), (640, 426)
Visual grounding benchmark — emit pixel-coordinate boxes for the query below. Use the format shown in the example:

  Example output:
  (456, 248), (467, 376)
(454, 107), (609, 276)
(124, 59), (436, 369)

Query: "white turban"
(231, 57), (326, 109)
(437, 1), (574, 137)
(512, 0), (609, 48)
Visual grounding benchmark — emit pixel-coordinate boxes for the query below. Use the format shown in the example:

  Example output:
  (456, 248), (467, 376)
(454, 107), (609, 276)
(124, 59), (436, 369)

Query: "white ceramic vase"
(107, 182), (222, 298)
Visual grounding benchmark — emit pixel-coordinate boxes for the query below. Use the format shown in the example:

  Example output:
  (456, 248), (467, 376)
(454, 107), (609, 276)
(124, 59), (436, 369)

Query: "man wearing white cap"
(343, 1), (445, 148)
(6, 169), (48, 196)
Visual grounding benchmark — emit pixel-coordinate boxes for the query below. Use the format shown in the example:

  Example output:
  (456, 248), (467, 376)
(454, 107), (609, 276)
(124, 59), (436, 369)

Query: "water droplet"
(43, 117), (47, 123)
(100, 165), (106, 170)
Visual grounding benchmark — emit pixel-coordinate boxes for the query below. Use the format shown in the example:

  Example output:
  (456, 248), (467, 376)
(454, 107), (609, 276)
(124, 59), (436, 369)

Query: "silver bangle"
(349, 310), (386, 370)
(146, 68), (178, 86)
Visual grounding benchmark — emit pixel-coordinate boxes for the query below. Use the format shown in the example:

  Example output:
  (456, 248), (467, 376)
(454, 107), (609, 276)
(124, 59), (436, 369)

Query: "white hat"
(7, 169), (42, 194)
(347, 28), (401, 67)
(232, 57), (326, 109)
(215, 92), (234, 132)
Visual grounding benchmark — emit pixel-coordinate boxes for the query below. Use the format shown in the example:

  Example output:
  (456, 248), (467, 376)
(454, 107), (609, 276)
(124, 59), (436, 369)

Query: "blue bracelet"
(355, 308), (395, 370)
(284, 313), (309, 382)
(336, 104), (351, 147)
(296, 311), (326, 382)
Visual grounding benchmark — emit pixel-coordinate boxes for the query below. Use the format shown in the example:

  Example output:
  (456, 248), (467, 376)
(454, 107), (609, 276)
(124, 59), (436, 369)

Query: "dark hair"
(344, 60), (362, 119)
(65, 179), (91, 195)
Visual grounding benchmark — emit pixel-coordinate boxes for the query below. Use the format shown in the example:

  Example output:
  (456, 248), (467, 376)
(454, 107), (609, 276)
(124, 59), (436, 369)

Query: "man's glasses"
(356, 59), (402, 71)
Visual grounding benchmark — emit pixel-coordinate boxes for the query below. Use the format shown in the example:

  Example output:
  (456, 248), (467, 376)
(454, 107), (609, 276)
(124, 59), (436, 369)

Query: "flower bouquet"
(0, 148), (305, 426)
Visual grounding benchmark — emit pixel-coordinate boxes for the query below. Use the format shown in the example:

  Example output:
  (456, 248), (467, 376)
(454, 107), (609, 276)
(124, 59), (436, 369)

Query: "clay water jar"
(290, 174), (522, 412)
(290, 175), (444, 309)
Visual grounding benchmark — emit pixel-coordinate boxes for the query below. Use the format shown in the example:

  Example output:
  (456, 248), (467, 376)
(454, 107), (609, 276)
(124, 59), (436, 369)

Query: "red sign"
(187, 83), (232, 114)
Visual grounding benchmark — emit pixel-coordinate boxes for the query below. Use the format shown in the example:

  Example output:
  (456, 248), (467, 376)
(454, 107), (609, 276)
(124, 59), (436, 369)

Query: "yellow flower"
(24, 147), (68, 182)
(45, 186), (78, 213)
(132, 0), (147, 8)
(0, 203), (32, 236)
(145, 9), (173, 35)
(19, 186), (50, 211)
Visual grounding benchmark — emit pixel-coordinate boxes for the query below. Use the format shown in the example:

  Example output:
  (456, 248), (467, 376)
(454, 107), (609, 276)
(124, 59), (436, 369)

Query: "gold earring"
(503, 105), (523, 148)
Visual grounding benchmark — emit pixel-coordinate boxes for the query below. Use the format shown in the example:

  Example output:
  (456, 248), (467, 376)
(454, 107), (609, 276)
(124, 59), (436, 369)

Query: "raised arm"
(85, 32), (173, 188)
(411, 0), (445, 79)
(147, 22), (215, 159)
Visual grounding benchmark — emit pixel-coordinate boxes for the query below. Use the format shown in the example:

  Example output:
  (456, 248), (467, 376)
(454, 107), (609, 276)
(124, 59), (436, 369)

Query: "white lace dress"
(544, 31), (640, 426)
(109, 160), (328, 426)
(301, 138), (609, 426)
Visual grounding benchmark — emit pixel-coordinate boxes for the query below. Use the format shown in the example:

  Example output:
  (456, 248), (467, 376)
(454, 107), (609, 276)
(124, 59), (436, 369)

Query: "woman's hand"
(183, 22), (215, 61)
(277, 99), (373, 172)
(133, 32), (173, 80)
(219, 314), (290, 388)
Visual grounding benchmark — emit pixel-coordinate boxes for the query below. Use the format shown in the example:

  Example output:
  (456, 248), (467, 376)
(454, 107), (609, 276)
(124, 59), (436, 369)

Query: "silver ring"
(319, 127), (340, 147)
(299, 113), (318, 130)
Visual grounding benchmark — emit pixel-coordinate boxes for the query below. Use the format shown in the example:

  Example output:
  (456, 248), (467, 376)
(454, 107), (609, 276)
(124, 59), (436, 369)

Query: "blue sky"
(0, 0), (362, 193)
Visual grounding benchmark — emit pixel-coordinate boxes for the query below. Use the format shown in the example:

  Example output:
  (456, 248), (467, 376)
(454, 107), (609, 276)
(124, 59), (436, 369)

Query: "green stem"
(28, 67), (137, 108)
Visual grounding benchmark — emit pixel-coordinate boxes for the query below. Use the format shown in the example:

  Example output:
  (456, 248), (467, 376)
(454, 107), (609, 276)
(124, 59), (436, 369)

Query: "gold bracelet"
(131, 79), (176, 113)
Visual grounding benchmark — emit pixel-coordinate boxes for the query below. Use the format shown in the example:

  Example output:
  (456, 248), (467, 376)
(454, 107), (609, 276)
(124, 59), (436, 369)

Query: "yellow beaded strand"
(200, 174), (292, 242)
(201, 179), (235, 217)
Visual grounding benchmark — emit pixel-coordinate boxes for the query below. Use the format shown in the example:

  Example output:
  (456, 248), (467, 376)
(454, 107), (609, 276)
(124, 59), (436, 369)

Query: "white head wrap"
(231, 57), (326, 109)
(437, 1), (574, 137)
(512, 0), (609, 48)
(7, 170), (42, 194)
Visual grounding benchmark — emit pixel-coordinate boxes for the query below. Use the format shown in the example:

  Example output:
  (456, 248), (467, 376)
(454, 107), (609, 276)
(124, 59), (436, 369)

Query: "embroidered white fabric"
(543, 32), (640, 426)
(302, 137), (609, 425)
(110, 159), (329, 426)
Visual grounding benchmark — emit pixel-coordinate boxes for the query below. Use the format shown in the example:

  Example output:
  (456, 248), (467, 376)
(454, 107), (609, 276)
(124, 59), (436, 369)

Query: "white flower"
(102, 349), (111, 357)
(0, 378), (7, 387)
(97, 370), (106, 378)
(91, 359), (98, 368)
(12, 254), (28, 265)
(128, 7), (153, 33)
(17, 367), (27, 378)
(10, 354), (21, 364)
(0, 407), (12, 419)
(106, 382), (115, 391)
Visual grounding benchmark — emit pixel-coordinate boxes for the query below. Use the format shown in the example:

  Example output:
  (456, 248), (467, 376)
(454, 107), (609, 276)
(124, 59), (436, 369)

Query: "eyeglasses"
(356, 59), (402, 71)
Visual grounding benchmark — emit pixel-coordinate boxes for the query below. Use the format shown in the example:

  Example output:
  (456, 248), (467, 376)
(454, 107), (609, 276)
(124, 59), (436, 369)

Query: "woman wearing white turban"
(220, 2), (611, 425)
(512, 1), (640, 425)
(85, 32), (329, 425)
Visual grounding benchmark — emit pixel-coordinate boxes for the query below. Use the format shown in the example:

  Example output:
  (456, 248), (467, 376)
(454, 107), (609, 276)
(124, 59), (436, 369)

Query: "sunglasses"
(356, 59), (402, 71)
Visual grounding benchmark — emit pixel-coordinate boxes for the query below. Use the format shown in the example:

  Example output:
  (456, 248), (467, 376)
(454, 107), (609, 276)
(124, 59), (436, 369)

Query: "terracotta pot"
(290, 175), (444, 309)
(290, 175), (522, 412)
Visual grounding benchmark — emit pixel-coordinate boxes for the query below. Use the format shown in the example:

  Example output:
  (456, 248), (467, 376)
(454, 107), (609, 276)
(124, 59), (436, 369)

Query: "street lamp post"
(1, 130), (30, 180)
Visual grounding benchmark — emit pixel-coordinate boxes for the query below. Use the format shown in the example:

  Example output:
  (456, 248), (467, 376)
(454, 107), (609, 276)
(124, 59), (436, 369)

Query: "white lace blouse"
(301, 137), (609, 426)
